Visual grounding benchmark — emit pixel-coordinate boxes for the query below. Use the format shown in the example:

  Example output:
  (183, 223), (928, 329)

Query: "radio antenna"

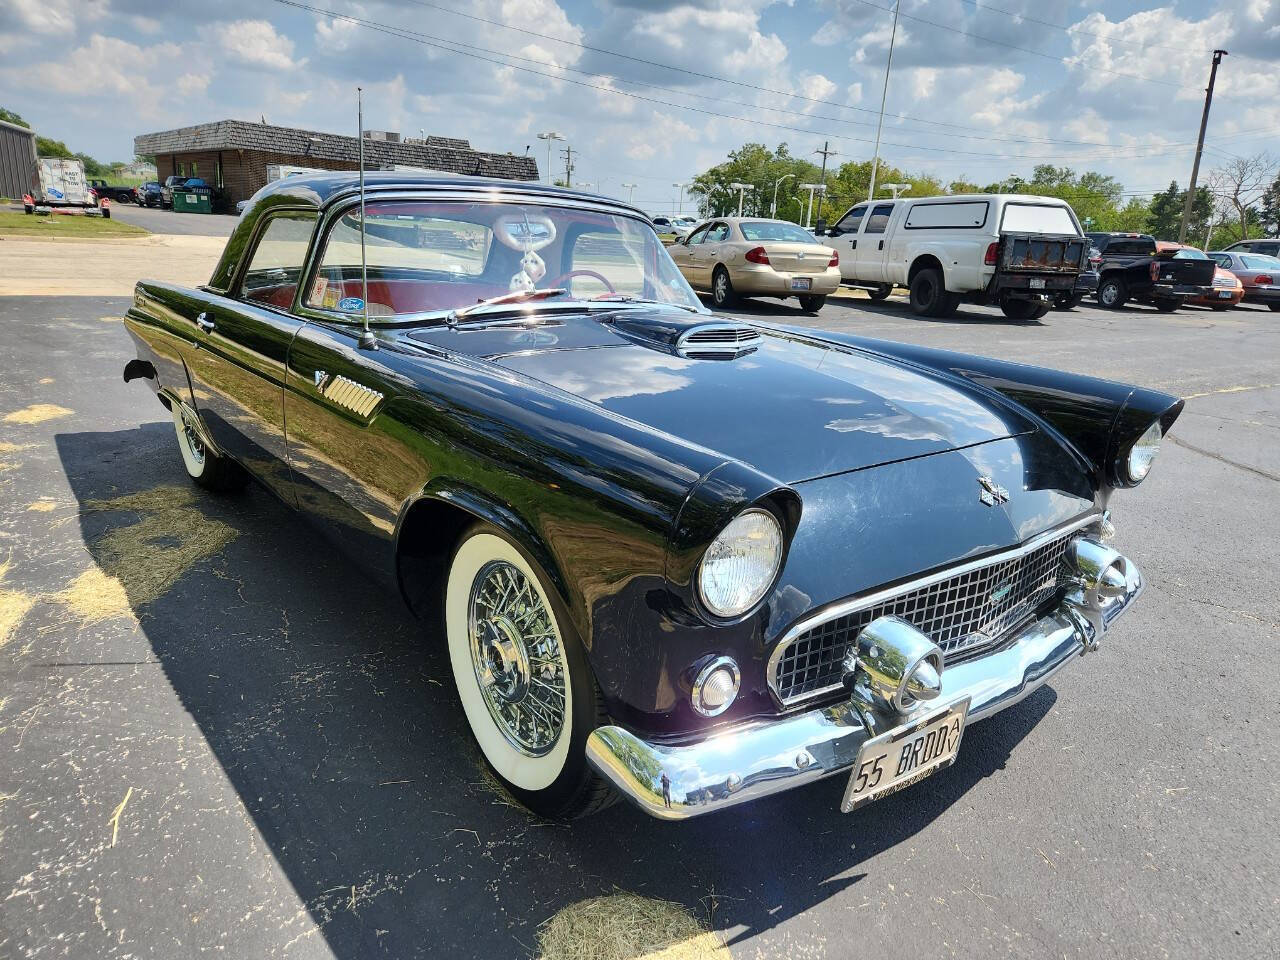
(356, 86), (377, 351)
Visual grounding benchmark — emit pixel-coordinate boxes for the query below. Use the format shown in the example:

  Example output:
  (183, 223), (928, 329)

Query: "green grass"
(0, 211), (148, 238)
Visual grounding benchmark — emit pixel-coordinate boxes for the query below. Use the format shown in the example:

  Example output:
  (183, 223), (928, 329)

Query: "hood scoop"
(604, 314), (762, 360)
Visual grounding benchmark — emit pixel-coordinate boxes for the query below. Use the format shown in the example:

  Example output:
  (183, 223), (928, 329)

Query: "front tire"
(797, 294), (826, 312)
(171, 404), (247, 492)
(711, 266), (736, 309)
(1000, 297), (1050, 321)
(444, 524), (612, 820)
(1097, 276), (1127, 309)
(1269, 303), (1280, 312)
(1153, 297), (1180, 313)
(1054, 293), (1083, 310)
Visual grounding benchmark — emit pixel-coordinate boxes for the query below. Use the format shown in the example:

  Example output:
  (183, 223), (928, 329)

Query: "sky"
(1, 0), (1276, 212)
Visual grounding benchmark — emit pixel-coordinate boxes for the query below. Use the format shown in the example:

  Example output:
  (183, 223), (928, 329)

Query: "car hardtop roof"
(252, 169), (642, 216)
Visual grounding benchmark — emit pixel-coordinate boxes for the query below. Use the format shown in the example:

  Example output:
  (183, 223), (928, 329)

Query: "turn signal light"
(828, 251), (839, 267)
(744, 246), (770, 265)
(984, 242), (999, 266)
(1150, 262), (1161, 281)
(1256, 274), (1274, 285)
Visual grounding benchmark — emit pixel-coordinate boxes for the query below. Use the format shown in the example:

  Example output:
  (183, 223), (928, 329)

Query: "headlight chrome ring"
(697, 507), (784, 619)
(1125, 420), (1162, 484)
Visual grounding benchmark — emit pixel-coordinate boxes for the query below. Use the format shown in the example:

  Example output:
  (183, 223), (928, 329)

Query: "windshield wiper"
(447, 288), (568, 324)
(586, 294), (701, 313)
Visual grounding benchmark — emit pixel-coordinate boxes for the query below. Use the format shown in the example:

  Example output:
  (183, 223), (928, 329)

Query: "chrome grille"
(679, 325), (761, 347)
(769, 526), (1083, 707)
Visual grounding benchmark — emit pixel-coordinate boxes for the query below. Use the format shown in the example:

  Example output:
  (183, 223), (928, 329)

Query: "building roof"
(135, 119), (538, 181)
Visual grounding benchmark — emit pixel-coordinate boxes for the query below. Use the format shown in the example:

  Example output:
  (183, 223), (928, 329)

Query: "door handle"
(878, 240), (885, 251)
(851, 239), (857, 249)
(196, 313), (215, 333)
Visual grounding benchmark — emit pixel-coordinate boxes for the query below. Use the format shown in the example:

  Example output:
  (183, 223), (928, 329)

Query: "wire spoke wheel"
(467, 560), (567, 756)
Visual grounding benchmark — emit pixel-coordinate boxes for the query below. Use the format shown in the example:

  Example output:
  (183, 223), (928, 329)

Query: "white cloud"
(207, 19), (302, 71)
(3, 0), (107, 34)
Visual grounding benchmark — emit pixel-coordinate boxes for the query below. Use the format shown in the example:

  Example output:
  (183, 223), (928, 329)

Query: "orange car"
(1157, 241), (1243, 309)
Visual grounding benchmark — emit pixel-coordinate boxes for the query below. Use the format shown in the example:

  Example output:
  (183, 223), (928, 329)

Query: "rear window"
(904, 200), (989, 229)
(1172, 248), (1209, 259)
(739, 221), (818, 243)
(1242, 254), (1280, 269)
(1000, 203), (1079, 235)
(1105, 238), (1155, 256)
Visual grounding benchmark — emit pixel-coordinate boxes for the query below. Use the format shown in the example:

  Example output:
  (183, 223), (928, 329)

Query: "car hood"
(406, 311), (1039, 484)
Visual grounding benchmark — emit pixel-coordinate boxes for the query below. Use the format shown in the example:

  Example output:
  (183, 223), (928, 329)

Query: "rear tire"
(1097, 276), (1127, 309)
(909, 267), (951, 317)
(1000, 297), (1050, 321)
(172, 405), (248, 493)
(1054, 293), (1083, 310)
(1270, 303), (1280, 312)
(1153, 298), (1180, 313)
(711, 266), (736, 309)
(798, 294), (826, 312)
(444, 523), (613, 820)
(867, 284), (892, 301)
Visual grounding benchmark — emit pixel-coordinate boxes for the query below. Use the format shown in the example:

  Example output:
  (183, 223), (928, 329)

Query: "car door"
(829, 205), (867, 281)
(697, 221), (731, 287)
(182, 208), (317, 505)
(854, 203), (896, 283)
(668, 223), (707, 288)
(682, 223), (715, 289)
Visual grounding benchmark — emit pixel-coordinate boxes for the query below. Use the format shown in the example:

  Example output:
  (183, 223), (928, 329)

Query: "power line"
(272, 0), (1218, 167)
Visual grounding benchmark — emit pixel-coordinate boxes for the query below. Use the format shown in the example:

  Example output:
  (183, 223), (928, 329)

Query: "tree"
(1207, 152), (1275, 243)
(688, 143), (821, 220)
(1146, 181), (1213, 241)
(1, 106), (29, 127)
(1258, 170), (1280, 235)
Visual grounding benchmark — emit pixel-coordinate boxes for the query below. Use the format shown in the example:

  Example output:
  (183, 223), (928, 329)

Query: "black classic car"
(122, 173), (1180, 820)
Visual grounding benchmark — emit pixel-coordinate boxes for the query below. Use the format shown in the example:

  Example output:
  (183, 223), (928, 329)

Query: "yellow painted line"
(1183, 383), (1278, 400)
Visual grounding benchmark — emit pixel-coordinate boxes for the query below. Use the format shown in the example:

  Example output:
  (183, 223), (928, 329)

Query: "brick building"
(134, 119), (539, 206)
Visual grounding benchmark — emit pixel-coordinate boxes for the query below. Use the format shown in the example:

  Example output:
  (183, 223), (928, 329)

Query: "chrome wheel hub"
(180, 411), (205, 467)
(467, 560), (566, 756)
(715, 274), (727, 299)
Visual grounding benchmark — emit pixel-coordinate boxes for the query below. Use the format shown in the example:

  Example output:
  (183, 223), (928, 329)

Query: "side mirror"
(825, 228), (841, 238)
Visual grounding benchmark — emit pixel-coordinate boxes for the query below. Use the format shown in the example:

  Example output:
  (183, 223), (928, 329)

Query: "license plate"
(791, 277), (811, 291)
(841, 697), (970, 813)
(1029, 277), (1046, 289)
(1218, 291), (1233, 299)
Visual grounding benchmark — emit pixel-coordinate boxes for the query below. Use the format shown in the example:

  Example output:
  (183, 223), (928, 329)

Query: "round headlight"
(1126, 421), (1162, 483)
(698, 508), (783, 618)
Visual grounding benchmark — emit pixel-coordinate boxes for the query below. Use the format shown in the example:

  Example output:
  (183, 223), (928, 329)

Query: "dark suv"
(1223, 239), (1280, 258)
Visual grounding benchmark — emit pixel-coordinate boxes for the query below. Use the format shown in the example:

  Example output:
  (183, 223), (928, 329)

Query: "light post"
(880, 182), (911, 199)
(621, 182), (637, 204)
(729, 182), (752, 217)
(771, 174), (795, 218)
(536, 132), (564, 185)
(799, 183), (826, 229)
(672, 182), (688, 215)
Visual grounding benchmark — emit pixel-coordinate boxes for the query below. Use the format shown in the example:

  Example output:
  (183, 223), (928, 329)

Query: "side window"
(687, 224), (710, 245)
(863, 204), (895, 234)
(237, 211), (318, 308)
(1259, 243), (1279, 257)
(835, 205), (867, 234)
(706, 222), (729, 243)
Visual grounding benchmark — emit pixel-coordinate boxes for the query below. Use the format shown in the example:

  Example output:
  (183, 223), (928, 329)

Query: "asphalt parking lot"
(108, 203), (238, 237)
(1, 287), (1277, 959)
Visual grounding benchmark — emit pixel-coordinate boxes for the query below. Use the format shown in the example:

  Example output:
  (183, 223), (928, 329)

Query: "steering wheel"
(548, 269), (616, 296)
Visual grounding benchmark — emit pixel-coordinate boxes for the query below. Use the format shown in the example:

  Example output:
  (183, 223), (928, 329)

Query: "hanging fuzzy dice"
(510, 249), (546, 291)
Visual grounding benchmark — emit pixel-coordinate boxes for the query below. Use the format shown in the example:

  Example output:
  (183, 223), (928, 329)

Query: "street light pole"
(1178, 49), (1228, 244)
(799, 183), (825, 228)
(868, 0), (901, 202)
(621, 182), (637, 204)
(672, 182), (688, 214)
(880, 182), (911, 200)
(536, 132), (564, 185)
(771, 174), (795, 218)
(729, 182), (752, 217)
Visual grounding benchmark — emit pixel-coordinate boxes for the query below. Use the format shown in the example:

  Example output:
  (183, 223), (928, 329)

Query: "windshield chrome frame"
(292, 187), (705, 327)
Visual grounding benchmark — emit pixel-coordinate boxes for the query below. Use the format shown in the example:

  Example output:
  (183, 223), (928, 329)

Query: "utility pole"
(561, 144), (574, 189)
(868, 0), (902, 202)
(1179, 49), (1227, 244)
(814, 142), (837, 225)
(536, 131), (563, 185)
(621, 182), (637, 204)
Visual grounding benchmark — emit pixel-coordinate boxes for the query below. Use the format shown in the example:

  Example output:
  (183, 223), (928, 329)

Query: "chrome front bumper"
(586, 555), (1142, 821)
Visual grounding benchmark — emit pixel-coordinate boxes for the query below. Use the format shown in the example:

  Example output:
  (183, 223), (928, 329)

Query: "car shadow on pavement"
(56, 424), (1057, 959)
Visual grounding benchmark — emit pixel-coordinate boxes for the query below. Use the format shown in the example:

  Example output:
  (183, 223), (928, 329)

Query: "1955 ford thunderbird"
(122, 173), (1181, 820)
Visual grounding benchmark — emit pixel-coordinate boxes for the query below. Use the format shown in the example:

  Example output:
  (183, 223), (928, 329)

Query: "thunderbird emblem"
(977, 475), (1009, 506)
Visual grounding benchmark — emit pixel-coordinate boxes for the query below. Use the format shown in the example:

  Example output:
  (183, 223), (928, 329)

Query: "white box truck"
(26, 158), (107, 216)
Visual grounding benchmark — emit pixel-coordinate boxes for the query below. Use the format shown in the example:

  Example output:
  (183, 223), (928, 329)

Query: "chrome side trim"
(765, 512), (1100, 708)
(321, 374), (384, 418)
(585, 555), (1141, 821)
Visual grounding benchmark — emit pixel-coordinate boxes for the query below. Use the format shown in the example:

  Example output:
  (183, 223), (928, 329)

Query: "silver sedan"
(668, 217), (841, 312)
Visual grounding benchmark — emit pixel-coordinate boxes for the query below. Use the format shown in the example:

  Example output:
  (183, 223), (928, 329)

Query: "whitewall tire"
(171, 403), (247, 492)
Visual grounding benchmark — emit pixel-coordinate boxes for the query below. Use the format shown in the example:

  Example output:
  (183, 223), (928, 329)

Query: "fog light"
(692, 657), (740, 718)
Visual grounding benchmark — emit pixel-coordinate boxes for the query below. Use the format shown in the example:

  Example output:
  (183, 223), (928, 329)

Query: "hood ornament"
(977, 475), (1009, 506)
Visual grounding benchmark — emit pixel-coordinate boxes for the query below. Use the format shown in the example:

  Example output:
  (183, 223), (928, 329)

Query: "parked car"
(1056, 245), (1101, 309)
(651, 215), (692, 238)
(88, 178), (138, 203)
(135, 181), (163, 207)
(668, 216), (839, 311)
(121, 171), (1179, 821)
(1085, 233), (1215, 311)
(1223, 238), (1280, 258)
(827, 194), (1086, 321)
(1186, 256), (1244, 311)
(1209, 250), (1280, 311)
(160, 175), (189, 208)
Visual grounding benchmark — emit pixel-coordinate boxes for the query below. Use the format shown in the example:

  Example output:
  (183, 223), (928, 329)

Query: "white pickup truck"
(825, 194), (1087, 320)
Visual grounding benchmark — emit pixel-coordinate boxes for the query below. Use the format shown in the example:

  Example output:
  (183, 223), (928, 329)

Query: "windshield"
(739, 221), (819, 243)
(306, 199), (701, 317)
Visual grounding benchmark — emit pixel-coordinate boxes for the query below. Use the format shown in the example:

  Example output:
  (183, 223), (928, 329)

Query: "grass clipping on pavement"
(538, 893), (728, 960)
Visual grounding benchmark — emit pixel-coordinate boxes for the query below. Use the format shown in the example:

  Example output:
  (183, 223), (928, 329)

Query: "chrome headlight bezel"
(696, 507), (785, 620)
(1123, 420), (1163, 484)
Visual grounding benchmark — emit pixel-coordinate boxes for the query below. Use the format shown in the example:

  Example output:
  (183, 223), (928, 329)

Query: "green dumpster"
(173, 188), (212, 214)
